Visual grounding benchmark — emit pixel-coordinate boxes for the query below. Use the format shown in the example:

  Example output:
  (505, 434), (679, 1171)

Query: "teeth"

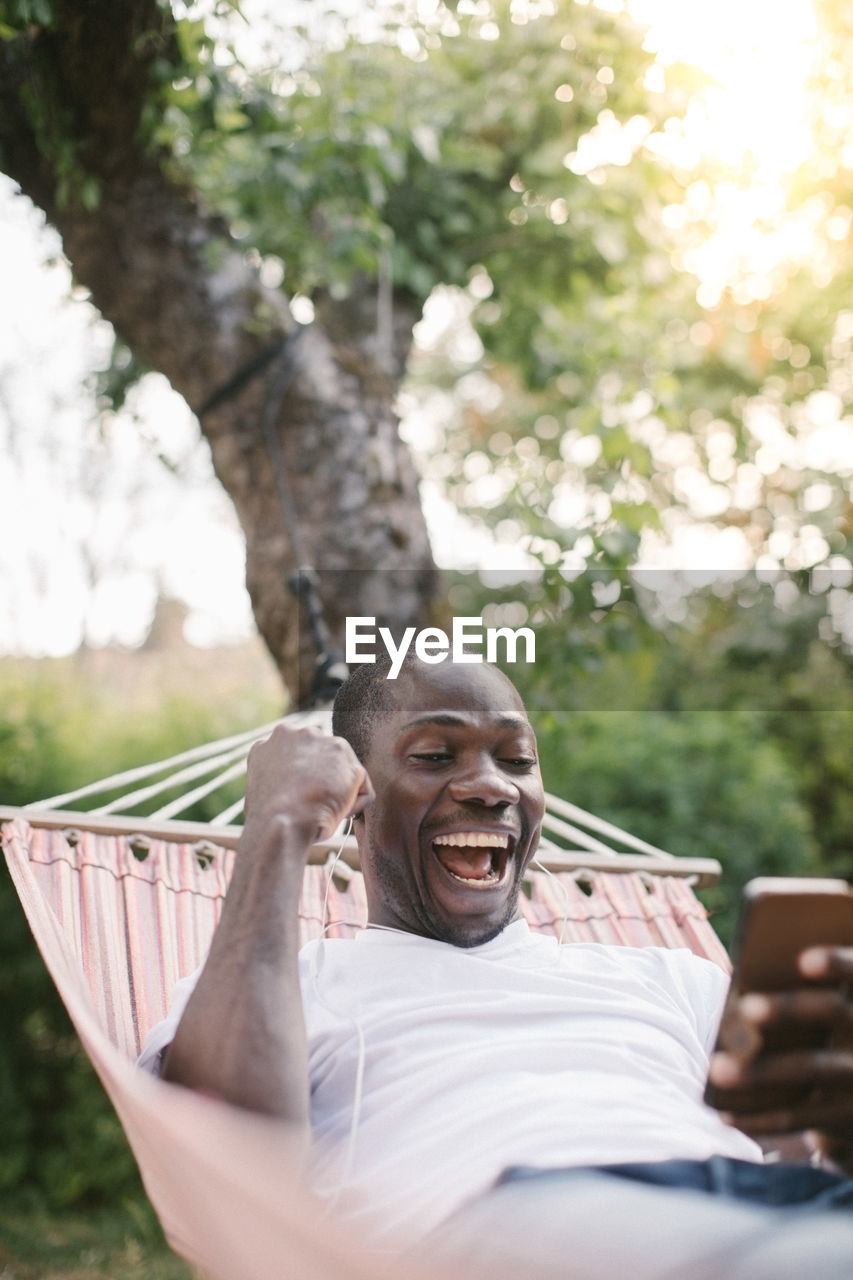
(447, 867), (501, 885)
(433, 832), (509, 849)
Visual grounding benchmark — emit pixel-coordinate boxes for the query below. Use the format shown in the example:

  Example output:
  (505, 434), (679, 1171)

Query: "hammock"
(1, 711), (727, 1279)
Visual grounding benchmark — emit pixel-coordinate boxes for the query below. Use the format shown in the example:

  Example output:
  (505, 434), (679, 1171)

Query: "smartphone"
(704, 876), (853, 1111)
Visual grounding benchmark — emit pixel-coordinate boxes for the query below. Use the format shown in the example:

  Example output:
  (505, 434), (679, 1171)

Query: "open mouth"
(432, 831), (512, 887)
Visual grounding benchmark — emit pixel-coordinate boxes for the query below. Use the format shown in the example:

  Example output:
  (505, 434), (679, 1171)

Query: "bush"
(0, 644), (280, 1212)
(535, 708), (821, 946)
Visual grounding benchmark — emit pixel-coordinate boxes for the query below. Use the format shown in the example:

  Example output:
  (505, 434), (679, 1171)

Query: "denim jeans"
(501, 1154), (853, 1210)
(426, 1157), (853, 1280)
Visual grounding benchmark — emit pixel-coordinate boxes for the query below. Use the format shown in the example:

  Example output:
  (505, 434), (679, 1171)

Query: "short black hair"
(332, 656), (412, 762)
(332, 655), (526, 763)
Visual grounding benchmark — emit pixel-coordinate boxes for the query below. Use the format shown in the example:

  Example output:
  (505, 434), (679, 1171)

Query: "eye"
(411, 752), (453, 764)
(501, 757), (537, 771)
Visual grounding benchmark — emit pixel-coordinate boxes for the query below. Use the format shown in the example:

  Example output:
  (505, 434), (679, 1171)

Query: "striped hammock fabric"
(3, 814), (448, 1280)
(3, 818), (730, 1061)
(2, 766), (729, 1278)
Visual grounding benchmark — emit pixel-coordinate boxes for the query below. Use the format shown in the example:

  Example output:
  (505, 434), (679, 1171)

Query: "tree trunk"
(0, 0), (439, 705)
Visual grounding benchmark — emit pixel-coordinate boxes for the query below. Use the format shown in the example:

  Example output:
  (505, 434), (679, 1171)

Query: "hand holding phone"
(705, 877), (853, 1171)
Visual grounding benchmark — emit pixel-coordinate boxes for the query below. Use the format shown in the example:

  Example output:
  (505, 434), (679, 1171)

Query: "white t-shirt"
(139, 920), (762, 1244)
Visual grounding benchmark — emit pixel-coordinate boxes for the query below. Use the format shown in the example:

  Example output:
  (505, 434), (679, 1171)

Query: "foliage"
(453, 566), (852, 943)
(394, 1), (853, 603)
(0, 1203), (192, 1278)
(151, 1), (672, 304)
(146, 0), (718, 566)
(4, 0), (851, 643)
(20, 0), (706, 559)
(536, 706), (820, 945)
(0, 646), (279, 1213)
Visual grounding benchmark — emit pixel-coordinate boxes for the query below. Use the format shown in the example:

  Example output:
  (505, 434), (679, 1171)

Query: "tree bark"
(0, 0), (439, 705)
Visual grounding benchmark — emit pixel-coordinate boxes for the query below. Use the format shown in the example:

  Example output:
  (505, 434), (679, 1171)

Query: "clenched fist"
(244, 724), (374, 850)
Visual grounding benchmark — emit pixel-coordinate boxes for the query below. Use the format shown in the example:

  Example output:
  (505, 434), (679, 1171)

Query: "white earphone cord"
(531, 855), (572, 950)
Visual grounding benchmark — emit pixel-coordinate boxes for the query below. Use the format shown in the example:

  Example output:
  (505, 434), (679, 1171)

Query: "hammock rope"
(27, 719), (282, 812)
(25, 706), (330, 822)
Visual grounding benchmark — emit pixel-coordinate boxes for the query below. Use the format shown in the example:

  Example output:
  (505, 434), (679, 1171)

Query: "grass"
(0, 1201), (197, 1280)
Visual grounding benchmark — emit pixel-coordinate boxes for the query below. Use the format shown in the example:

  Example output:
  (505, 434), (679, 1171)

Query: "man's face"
(355, 661), (545, 948)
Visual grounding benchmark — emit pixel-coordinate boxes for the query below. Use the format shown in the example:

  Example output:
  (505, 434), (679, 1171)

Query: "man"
(141, 657), (853, 1277)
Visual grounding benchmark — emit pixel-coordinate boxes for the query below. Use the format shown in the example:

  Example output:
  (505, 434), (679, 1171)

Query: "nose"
(447, 754), (520, 807)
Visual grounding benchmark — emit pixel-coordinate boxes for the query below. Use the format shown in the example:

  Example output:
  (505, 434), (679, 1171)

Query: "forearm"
(162, 815), (312, 1128)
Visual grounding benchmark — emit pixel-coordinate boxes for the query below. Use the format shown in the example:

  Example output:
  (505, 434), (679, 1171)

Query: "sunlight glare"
(630, 0), (816, 174)
(627, 0), (820, 305)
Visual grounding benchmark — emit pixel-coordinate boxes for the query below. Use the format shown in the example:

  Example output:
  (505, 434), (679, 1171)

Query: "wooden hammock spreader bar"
(0, 804), (721, 886)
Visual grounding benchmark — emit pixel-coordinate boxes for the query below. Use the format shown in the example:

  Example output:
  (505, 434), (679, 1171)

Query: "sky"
(0, 0), (824, 656)
(0, 181), (255, 652)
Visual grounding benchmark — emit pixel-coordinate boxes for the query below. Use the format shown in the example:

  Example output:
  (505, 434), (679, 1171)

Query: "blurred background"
(1, 0), (852, 1273)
